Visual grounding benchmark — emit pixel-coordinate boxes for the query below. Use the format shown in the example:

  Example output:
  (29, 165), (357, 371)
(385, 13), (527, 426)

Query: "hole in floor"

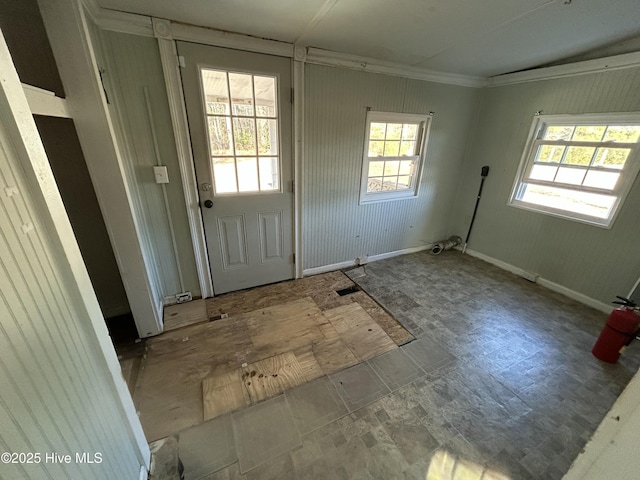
(336, 285), (360, 296)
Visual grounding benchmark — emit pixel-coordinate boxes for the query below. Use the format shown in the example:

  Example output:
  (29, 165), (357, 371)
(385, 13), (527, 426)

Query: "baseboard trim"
(462, 248), (611, 314)
(303, 244), (432, 277)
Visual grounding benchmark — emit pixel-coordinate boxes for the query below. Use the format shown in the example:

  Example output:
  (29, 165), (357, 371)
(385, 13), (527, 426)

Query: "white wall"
(0, 29), (148, 479)
(450, 66), (640, 305)
(303, 64), (480, 269)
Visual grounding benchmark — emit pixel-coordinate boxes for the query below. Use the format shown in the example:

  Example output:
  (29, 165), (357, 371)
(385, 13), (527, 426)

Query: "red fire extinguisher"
(592, 296), (640, 363)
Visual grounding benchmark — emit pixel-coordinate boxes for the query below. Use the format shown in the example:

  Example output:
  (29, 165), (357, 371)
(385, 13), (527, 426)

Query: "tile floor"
(151, 251), (640, 480)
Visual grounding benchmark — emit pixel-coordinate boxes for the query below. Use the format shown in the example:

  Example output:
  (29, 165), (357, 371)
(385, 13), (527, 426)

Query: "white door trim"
(154, 20), (214, 298)
(293, 48), (305, 278)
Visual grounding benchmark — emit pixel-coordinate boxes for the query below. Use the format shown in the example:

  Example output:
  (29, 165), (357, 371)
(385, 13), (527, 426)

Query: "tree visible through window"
(201, 68), (280, 194)
(360, 111), (431, 204)
(510, 113), (640, 227)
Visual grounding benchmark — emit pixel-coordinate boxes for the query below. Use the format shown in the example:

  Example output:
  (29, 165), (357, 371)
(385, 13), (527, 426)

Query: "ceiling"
(96, 0), (640, 78)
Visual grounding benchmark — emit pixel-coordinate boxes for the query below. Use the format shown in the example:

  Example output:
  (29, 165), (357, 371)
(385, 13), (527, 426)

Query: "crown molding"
(169, 22), (294, 58)
(488, 50), (640, 87)
(306, 48), (487, 88)
(82, 4), (486, 88)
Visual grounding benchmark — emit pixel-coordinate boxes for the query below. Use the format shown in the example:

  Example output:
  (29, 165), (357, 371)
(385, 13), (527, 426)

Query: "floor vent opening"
(336, 285), (360, 296)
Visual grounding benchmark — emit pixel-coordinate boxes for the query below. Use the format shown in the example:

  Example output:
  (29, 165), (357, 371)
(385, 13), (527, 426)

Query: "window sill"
(507, 200), (614, 229)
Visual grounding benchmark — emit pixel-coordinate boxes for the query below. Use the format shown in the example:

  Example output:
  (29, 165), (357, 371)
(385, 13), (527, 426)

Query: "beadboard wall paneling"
(100, 30), (200, 300)
(303, 64), (480, 269)
(0, 80), (142, 480)
(450, 66), (640, 304)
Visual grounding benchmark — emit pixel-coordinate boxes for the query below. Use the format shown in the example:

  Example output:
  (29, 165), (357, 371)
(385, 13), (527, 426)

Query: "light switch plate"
(153, 165), (169, 184)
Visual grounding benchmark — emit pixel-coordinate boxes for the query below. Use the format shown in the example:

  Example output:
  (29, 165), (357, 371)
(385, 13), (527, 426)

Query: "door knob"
(203, 200), (213, 208)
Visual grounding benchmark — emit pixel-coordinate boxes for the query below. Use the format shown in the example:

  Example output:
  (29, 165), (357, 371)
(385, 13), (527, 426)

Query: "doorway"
(178, 42), (294, 294)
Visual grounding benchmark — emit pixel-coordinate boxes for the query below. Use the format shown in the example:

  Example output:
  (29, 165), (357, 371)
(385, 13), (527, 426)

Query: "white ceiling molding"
(84, 2), (486, 88)
(83, 0), (153, 36)
(169, 22), (294, 58)
(306, 48), (487, 88)
(488, 51), (640, 87)
(22, 84), (70, 118)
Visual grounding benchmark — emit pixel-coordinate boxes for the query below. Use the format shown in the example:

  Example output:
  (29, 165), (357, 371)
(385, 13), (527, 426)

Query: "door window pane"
(212, 158), (237, 194)
(254, 76), (277, 117)
(258, 157), (279, 191)
(207, 117), (233, 155)
(233, 118), (257, 156)
(229, 73), (254, 116)
(201, 70), (229, 114)
(237, 157), (259, 192)
(257, 119), (278, 155)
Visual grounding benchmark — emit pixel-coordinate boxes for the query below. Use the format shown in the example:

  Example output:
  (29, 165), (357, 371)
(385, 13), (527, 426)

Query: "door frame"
(153, 18), (305, 298)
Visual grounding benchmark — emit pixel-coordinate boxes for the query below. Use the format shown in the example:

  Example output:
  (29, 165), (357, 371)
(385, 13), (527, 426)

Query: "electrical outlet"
(176, 292), (192, 303)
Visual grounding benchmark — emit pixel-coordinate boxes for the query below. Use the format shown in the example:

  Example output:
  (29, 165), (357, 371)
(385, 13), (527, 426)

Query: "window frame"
(509, 112), (640, 228)
(197, 64), (283, 197)
(359, 111), (432, 205)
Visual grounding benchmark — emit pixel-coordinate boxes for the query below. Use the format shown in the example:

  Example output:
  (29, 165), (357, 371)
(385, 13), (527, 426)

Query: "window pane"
(212, 158), (237, 194)
(382, 177), (398, 190)
(399, 141), (416, 156)
(519, 183), (616, 219)
(603, 125), (640, 143)
(368, 161), (384, 177)
(572, 126), (606, 141)
(229, 73), (254, 116)
(384, 160), (400, 176)
(402, 124), (418, 140)
(592, 148), (630, 169)
(254, 76), (277, 117)
(563, 146), (595, 165)
(368, 177), (383, 192)
(529, 164), (557, 181)
(237, 157), (259, 192)
(368, 141), (384, 157)
(386, 124), (402, 140)
(536, 145), (564, 163)
(233, 117), (256, 155)
(399, 160), (413, 175)
(397, 175), (411, 189)
(201, 69), (229, 114)
(257, 119), (278, 155)
(369, 123), (386, 140)
(544, 126), (574, 140)
(583, 170), (619, 190)
(207, 116), (233, 155)
(258, 157), (279, 191)
(383, 141), (400, 156)
(555, 167), (586, 185)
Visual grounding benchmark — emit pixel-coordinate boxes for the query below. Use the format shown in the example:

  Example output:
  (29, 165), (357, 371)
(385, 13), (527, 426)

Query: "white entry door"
(178, 42), (294, 294)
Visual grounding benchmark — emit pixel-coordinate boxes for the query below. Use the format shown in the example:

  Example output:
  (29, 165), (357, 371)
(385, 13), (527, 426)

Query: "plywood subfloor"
(134, 271), (414, 441)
